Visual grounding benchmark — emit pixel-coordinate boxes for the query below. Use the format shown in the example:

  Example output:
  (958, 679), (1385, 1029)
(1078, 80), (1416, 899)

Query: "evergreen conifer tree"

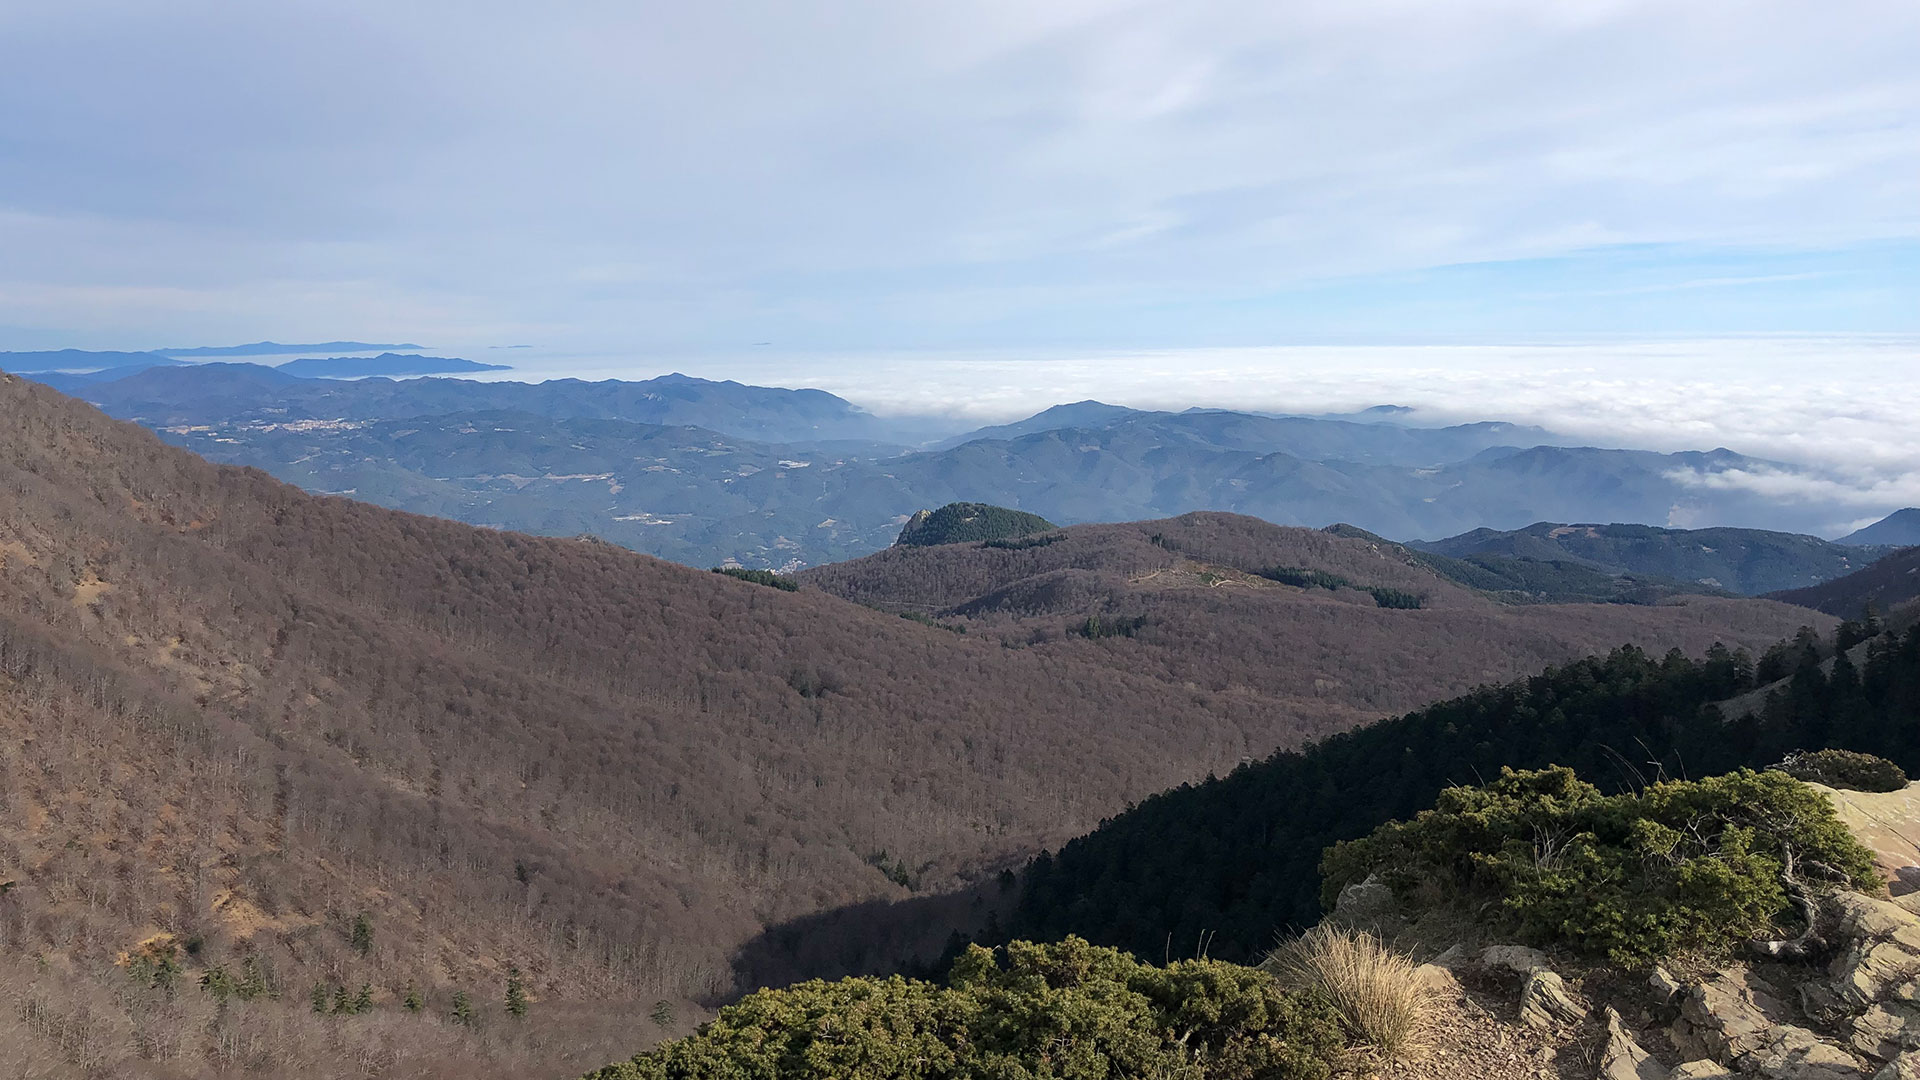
(199, 965), (235, 1003)
(505, 965), (528, 1017)
(236, 956), (268, 1001)
(350, 912), (374, 955)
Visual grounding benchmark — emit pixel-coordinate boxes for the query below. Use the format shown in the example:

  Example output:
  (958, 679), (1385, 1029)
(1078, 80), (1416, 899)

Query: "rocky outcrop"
(1479, 944), (1588, 1028)
(1670, 969), (1801, 1062)
(1601, 1007), (1668, 1080)
(1874, 1052), (1920, 1079)
(1664, 965), (1871, 1078)
(1738, 1025), (1870, 1079)
(1331, 872), (1395, 922)
(1825, 893), (1920, 1059)
(1807, 783), (1920, 892)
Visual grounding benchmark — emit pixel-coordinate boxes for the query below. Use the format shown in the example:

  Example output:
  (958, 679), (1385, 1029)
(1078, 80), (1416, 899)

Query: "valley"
(0, 372), (1856, 1078)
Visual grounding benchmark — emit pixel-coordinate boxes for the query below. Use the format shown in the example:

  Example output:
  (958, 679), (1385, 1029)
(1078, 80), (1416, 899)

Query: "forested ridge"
(1770, 544), (1920, 616)
(1008, 610), (1920, 965)
(804, 512), (1828, 743)
(892, 503), (1058, 547)
(0, 374), (1586, 1078)
(0, 373), (1851, 1077)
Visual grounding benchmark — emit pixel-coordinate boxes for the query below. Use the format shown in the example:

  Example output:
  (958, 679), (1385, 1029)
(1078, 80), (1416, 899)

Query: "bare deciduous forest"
(0, 374), (1826, 1078)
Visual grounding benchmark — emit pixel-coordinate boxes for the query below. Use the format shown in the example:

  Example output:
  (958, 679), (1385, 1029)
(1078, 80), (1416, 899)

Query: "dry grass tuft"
(1262, 924), (1434, 1057)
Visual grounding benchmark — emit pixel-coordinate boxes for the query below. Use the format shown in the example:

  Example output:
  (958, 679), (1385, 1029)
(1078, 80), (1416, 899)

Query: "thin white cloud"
(0, 1), (1915, 346)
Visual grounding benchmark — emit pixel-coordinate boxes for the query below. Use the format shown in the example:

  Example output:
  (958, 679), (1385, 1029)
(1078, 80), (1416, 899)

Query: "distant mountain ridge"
(1769, 546), (1920, 617)
(277, 352), (509, 377)
(1842, 508), (1920, 547)
(60, 362), (918, 445)
(0, 348), (188, 374)
(157, 339), (425, 356)
(1410, 520), (1893, 596)
(13, 363), (1904, 571)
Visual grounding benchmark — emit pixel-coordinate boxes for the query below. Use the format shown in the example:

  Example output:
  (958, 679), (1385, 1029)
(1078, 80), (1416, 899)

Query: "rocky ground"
(1337, 780), (1920, 1080)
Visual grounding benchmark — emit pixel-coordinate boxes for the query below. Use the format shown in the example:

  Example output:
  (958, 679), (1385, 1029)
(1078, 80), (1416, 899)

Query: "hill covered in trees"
(0, 374), (1836, 1077)
(0, 375), (1457, 1077)
(1769, 545), (1920, 617)
(1004, 611), (1919, 966)
(893, 503), (1057, 547)
(804, 513), (1822, 742)
(1411, 520), (1894, 595)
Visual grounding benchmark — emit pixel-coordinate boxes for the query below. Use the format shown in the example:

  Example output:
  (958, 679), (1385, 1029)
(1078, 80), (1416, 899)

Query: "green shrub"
(1321, 766), (1879, 966)
(1257, 567), (1353, 591)
(982, 533), (1064, 551)
(584, 937), (1347, 1080)
(710, 567), (799, 591)
(1071, 614), (1147, 639)
(1364, 588), (1423, 610)
(1778, 749), (1909, 793)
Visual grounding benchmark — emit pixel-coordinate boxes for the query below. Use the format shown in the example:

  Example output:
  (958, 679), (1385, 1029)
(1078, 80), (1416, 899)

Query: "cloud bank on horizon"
(494, 337), (1906, 535)
(0, 0), (1915, 351)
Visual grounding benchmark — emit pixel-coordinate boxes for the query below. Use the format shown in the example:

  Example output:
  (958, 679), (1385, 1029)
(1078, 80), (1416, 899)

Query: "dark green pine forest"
(1009, 609), (1920, 964)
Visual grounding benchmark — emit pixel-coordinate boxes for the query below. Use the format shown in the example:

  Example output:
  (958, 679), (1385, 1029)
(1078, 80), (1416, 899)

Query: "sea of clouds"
(477, 335), (1920, 534)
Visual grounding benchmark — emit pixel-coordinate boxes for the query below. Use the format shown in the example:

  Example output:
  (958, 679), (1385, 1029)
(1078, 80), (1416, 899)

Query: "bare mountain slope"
(0, 375), (1398, 1077)
(0, 375), (1830, 1077)
(801, 512), (1830, 736)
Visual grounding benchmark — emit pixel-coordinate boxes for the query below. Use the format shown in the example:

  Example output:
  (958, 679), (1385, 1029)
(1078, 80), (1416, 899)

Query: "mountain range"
(1408, 520), (1896, 596)
(18, 361), (1903, 575)
(275, 353), (510, 377)
(0, 369), (1839, 1078)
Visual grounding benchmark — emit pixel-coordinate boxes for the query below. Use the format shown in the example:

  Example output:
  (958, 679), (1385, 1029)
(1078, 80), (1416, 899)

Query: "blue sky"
(1, 1), (1914, 352)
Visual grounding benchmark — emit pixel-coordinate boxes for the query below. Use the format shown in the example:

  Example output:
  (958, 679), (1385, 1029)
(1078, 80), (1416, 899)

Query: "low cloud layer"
(503, 336), (1915, 535)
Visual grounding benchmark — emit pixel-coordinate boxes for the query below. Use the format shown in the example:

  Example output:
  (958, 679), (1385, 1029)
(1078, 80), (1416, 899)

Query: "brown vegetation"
(0, 374), (1825, 1077)
(802, 512), (1829, 735)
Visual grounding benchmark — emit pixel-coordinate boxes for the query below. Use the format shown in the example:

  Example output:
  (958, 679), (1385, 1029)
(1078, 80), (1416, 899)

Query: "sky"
(0, 1), (1916, 515)
(1, 0), (1915, 351)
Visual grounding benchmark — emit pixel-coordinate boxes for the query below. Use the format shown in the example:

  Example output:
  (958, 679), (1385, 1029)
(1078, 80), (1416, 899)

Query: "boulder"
(1481, 944), (1552, 975)
(1738, 1024), (1869, 1079)
(1650, 966), (1684, 1005)
(1600, 1007), (1669, 1080)
(1670, 970), (1798, 1063)
(1520, 968), (1587, 1028)
(1855, 1003), (1920, 1061)
(1875, 1052), (1920, 1079)
(1414, 963), (1464, 998)
(1669, 1064), (1733, 1079)
(1829, 894), (1920, 1009)
(1830, 893), (1920, 956)
(1332, 874), (1394, 921)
